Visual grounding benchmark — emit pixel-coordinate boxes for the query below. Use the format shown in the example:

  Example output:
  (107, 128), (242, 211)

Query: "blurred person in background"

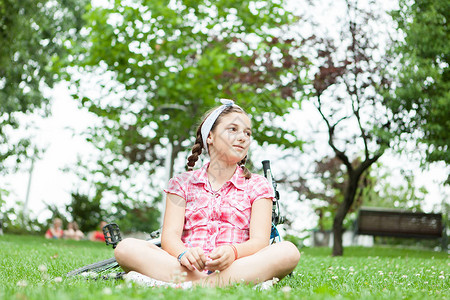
(64, 221), (84, 240)
(45, 218), (64, 239)
(89, 221), (107, 242)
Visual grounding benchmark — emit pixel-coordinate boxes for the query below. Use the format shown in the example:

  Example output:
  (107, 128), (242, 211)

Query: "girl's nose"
(237, 131), (247, 142)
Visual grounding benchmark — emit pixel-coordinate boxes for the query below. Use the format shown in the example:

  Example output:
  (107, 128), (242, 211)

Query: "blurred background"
(0, 0), (448, 254)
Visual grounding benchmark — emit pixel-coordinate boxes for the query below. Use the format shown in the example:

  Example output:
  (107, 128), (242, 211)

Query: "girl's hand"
(205, 245), (235, 272)
(179, 247), (207, 272)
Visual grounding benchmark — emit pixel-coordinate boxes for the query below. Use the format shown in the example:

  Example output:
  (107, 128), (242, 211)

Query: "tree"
(0, 0), (87, 173)
(302, 0), (393, 256)
(67, 0), (308, 209)
(66, 192), (104, 233)
(288, 156), (371, 232)
(388, 0), (449, 167)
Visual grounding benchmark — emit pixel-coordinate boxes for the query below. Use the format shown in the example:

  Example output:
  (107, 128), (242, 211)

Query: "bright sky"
(2, 83), (99, 221)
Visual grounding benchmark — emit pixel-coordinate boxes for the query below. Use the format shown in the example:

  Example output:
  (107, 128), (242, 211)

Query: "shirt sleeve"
(164, 175), (186, 199)
(249, 174), (274, 205)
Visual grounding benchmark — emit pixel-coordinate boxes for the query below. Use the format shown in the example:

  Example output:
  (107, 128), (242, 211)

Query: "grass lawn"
(0, 234), (448, 299)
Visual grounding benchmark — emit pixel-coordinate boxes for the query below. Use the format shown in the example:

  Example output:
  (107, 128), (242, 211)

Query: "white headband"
(201, 99), (241, 152)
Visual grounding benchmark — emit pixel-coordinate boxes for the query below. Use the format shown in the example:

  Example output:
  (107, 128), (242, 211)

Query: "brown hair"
(72, 221), (79, 231)
(186, 105), (251, 179)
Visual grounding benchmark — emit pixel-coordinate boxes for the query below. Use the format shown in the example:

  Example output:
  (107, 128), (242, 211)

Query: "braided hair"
(186, 105), (252, 179)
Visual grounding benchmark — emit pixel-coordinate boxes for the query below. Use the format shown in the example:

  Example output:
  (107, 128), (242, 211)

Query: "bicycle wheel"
(66, 257), (119, 277)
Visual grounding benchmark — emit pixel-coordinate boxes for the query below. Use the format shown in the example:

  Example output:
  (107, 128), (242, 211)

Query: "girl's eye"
(228, 127), (237, 132)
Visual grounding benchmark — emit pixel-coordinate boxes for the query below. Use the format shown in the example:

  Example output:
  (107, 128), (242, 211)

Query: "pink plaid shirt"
(164, 162), (273, 255)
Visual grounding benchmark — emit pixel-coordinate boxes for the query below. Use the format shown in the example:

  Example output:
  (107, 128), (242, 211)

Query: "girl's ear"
(206, 132), (213, 146)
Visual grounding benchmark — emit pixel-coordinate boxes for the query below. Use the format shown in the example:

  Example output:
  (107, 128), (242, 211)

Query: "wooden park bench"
(354, 207), (447, 251)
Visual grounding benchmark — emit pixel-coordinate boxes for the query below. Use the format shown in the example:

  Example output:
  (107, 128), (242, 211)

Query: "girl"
(45, 218), (64, 239)
(114, 99), (300, 287)
(64, 221), (85, 241)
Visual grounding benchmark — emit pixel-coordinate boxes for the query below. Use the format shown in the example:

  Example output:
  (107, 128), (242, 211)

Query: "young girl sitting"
(114, 99), (300, 288)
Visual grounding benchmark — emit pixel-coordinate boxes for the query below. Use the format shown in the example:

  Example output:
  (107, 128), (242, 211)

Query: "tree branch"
(316, 94), (353, 172)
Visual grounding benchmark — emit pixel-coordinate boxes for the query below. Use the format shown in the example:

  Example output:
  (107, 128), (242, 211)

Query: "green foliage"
(283, 233), (308, 249)
(0, 186), (8, 207)
(0, 0), (87, 173)
(66, 192), (104, 232)
(0, 201), (45, 235)
(67, 0), (308, 209)
(110, 199), (160, 233)
(388, 0), (450, 166)
(0, 235), (449, 299)
(361, 163), (428, 211)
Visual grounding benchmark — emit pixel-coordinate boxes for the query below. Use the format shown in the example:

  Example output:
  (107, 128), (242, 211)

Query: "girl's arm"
(235, 197), (272, 256)
(161, 193), (207, 271)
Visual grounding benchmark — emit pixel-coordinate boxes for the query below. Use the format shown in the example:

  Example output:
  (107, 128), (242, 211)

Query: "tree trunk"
(331, 152), (382, 256)
(332, 173), (359, 256)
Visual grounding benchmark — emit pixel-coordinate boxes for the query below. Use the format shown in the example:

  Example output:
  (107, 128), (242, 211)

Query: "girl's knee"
(114, 238), (138, 262)
(280, 241), (301, 267)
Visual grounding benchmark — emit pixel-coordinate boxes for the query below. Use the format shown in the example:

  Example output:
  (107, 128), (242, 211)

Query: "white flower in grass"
(281, 286), (292, 293)
(17, 280), (28, 287)
(402, 275), (408, 278)
(172, 269), (188, 283)
(415, 274), (420, 277)
(38, 265), (47, 272)
(439, 275), (445, 279)
(84, 272), (98, 279)
(349, 267), (355, 272)
(332, 276), (338, 280)
(424, 281), (428, 284)
(103, 288), (112, 295)
(54, 277), (63, 283)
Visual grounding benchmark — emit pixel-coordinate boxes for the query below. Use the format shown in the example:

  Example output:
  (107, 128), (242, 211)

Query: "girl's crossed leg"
(114, 238), (300, 287)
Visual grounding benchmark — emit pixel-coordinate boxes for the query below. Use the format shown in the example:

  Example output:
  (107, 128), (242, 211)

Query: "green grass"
(0, 234), (448, 299)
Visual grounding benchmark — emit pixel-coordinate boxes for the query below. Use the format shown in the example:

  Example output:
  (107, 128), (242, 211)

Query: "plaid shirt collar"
(191, 162), (246, 191)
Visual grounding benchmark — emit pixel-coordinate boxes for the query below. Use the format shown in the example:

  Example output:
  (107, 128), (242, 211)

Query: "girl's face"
(208, 112), (252, 164)
(54, 219), (62, 228)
